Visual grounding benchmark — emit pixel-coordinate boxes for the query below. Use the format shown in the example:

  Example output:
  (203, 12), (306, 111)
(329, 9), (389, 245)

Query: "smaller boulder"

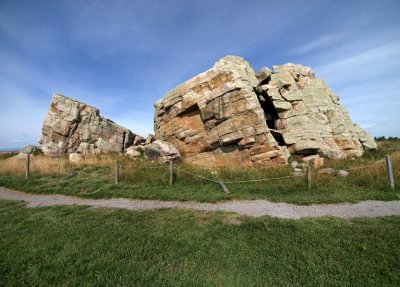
(301, 154), (324, 168)
(144, 140), (181, 163)
(133, 135), (145, 146)
(325, 150), (346, 160)
(20, 145), (35, 154)
(145, 134), (156, 145)
(125, 146), (142, 159)
(69, 153), (82, 163)
(337, 170), (350, 177)
(15, 145), (36, 159)
(256, 67), (272, 83)
(301, 154), (318, 163)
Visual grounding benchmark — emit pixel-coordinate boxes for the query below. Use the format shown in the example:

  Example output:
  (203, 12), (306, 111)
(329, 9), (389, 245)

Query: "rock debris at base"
(1, 187), (399, 219)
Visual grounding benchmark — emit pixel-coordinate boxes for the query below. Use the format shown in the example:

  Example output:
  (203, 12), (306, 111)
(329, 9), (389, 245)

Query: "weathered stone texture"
(154, 56), (376, 167)
(144, 140), (181, 163)
(154, 56), (287, 168)
(260, 63), (377, 158)
(39, 94), (140, 157)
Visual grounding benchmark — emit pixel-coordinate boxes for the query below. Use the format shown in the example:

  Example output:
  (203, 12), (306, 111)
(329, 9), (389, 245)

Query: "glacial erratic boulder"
(154, 55), (376, 168)
(39, 94), (142, 157)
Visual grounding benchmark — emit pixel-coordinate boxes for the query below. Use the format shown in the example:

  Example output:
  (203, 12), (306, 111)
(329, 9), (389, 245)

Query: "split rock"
(154, 55), (376, 168)
(39, 94), (143, 157)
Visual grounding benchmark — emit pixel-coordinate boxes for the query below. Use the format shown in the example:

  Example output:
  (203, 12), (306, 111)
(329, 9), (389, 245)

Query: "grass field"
(1, 140), (399, 286)
(0, 200), (399, 286)
(0, 140), (399, 204)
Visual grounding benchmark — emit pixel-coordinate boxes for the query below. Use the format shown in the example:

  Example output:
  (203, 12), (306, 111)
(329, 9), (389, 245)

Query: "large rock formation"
(258, 63), (377, 159)
(154, 56), (376, 167)
(154, 56), (288, 168)
(39, 94), (142, 157)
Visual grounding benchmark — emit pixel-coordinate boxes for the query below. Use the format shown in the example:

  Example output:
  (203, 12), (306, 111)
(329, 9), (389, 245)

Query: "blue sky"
(0, 0), (399, 148)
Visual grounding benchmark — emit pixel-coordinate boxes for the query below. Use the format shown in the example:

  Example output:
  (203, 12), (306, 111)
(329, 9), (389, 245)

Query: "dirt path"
(1, 187), (400, 219)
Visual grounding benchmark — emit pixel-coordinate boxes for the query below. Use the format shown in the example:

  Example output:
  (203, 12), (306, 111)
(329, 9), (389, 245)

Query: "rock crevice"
(154, 56), (376, 167)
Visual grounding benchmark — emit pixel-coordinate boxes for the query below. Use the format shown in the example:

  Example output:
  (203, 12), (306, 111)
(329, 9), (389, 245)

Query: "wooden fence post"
(169, 161), (173, 186)
(307, 162), (312, 189)
(115, 160), (119, 184)
(218, 180), (230, 194)
(25, 153), (30, 179)
(385, 155), (395, 190)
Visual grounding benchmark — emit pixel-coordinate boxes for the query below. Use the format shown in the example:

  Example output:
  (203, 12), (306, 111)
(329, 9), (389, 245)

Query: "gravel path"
(1, 187), (400, 219)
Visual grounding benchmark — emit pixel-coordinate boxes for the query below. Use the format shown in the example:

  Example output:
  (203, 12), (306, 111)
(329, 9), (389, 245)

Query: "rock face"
(154, 56), (287, 168)
(260, 63), (377, 159)
(39, 94), (142, 157)
(154, 56), (376, 167)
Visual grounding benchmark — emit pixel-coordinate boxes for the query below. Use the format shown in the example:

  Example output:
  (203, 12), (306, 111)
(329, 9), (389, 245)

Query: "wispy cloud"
(314, 41), (400, 85)
(291, 32), (350, 55)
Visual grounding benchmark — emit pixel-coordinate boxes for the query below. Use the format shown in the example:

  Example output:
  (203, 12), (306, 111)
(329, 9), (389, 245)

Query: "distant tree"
(387, 136), (400, 141)
(374, 136), (386, 141)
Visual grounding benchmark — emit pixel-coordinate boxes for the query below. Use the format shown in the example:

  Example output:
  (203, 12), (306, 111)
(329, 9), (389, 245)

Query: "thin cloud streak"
(291, 32), (350, 55)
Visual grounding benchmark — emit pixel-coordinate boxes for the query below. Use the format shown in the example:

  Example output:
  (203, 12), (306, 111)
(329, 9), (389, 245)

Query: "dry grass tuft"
(0, 156), (69, 175)
(0, 155), (118, 176)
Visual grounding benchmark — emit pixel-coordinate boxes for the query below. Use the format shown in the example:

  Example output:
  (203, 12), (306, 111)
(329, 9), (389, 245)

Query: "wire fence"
(343, 161), (385, 172)
(12, 151), (398, 193)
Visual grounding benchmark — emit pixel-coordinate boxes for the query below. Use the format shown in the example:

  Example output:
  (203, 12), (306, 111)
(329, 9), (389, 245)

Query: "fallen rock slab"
(39, 94), (143, 157)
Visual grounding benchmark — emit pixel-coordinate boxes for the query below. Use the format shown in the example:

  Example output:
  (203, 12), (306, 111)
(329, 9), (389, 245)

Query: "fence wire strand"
(174, 167), (219, 183)
(174, 166), (297, 184)
(223, 175), (297, 184)
(344, 161), (385, 172)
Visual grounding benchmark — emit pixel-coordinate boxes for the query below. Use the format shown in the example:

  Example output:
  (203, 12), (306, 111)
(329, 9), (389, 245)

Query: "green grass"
(0, 162), (398, 204)
(0, 200), (399, 286)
